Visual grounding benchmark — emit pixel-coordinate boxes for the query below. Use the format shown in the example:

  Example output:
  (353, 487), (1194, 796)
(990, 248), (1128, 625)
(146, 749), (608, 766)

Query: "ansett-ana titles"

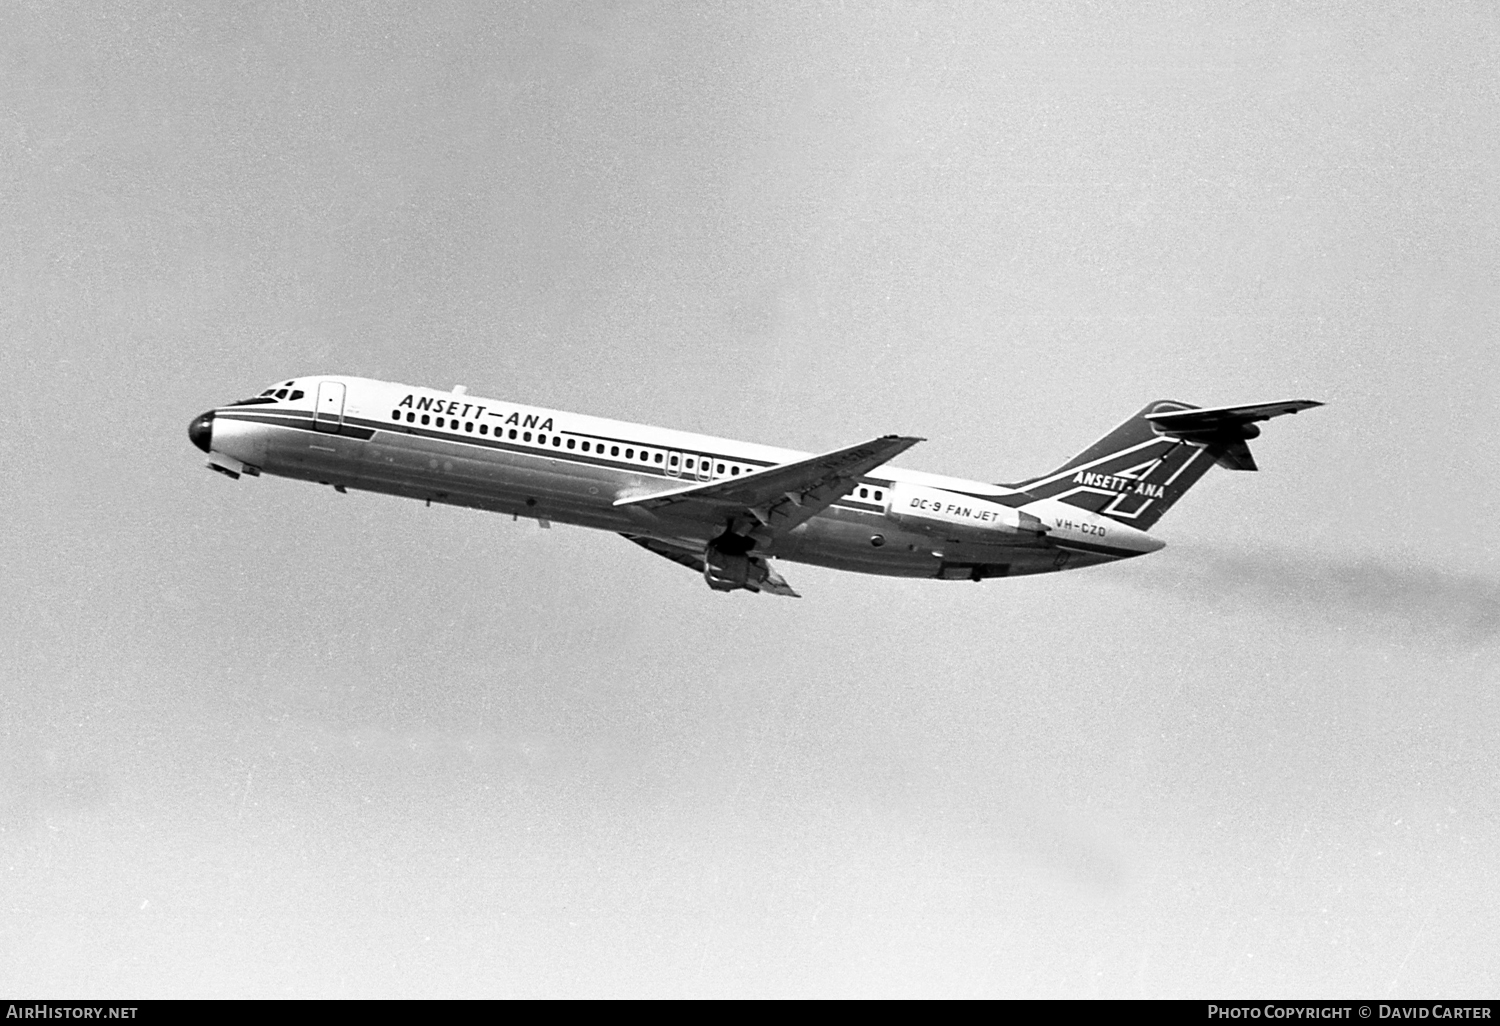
(397, 394), (554, 432)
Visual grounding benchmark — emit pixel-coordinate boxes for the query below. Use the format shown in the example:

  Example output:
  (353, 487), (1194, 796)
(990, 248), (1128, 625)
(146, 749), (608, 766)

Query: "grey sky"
(3, 0), (1497, 997)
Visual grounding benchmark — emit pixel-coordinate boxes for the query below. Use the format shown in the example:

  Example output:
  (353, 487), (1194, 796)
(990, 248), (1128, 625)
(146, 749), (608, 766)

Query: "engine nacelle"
(702, 546), (799, 596)
(705, 548), (752, 589)
(886, 482), (1046, 541)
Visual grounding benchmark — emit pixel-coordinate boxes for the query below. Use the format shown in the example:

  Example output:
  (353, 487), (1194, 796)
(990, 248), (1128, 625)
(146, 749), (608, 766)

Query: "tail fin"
(1012, 399), (1322, 530)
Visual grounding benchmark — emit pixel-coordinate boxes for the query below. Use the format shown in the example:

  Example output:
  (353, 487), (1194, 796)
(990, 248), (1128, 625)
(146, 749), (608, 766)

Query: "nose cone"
(188, 410), (215, 453)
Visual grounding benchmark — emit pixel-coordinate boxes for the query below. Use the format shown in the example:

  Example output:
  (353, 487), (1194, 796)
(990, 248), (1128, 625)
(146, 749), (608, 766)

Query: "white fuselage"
(194, 375), (1162, 582)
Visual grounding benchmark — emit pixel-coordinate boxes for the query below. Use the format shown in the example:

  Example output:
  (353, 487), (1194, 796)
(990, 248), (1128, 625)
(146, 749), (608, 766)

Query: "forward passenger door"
(314, 381), (346, 433)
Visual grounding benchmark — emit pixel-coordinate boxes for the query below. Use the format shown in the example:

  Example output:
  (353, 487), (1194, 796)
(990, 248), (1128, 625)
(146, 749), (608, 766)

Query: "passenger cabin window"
(566, 438), (575, 449)
(465, 422), (473, 432)
(524, 431), (532, 442)
(480, 424), (488, 434)
(421, 415), (430, 425)
(611, 446), (619, 457)
(407, 412), (415, 423)
(553, 437), (561, 447)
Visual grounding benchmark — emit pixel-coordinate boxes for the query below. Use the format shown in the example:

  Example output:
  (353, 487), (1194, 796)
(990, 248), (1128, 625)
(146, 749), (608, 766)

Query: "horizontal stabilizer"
(1145, 399), (1321, 471)
(1145, 399), (1323, 435)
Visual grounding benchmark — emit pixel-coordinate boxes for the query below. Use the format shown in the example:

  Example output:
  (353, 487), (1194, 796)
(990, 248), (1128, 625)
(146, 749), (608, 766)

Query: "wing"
(615, 434), (923, 535)
(620, 534), (801, 598)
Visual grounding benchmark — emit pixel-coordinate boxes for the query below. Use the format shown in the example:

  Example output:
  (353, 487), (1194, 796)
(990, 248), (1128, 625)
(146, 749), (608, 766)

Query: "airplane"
(188, 376), (1320, 597)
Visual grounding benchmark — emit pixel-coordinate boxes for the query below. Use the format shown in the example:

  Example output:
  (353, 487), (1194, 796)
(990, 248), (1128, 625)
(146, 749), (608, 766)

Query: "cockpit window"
(238, 381), (303, 405)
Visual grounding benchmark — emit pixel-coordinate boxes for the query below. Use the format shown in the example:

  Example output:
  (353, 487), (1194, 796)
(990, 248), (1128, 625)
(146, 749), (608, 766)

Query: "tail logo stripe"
(1021, 436), (1172, 489)
(1112, 456), (1167, 482)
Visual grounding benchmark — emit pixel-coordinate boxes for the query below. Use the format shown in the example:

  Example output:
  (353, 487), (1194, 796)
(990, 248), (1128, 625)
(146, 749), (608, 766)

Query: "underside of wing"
(614, 434), (923, 536)
(622, 533), (707, 574)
